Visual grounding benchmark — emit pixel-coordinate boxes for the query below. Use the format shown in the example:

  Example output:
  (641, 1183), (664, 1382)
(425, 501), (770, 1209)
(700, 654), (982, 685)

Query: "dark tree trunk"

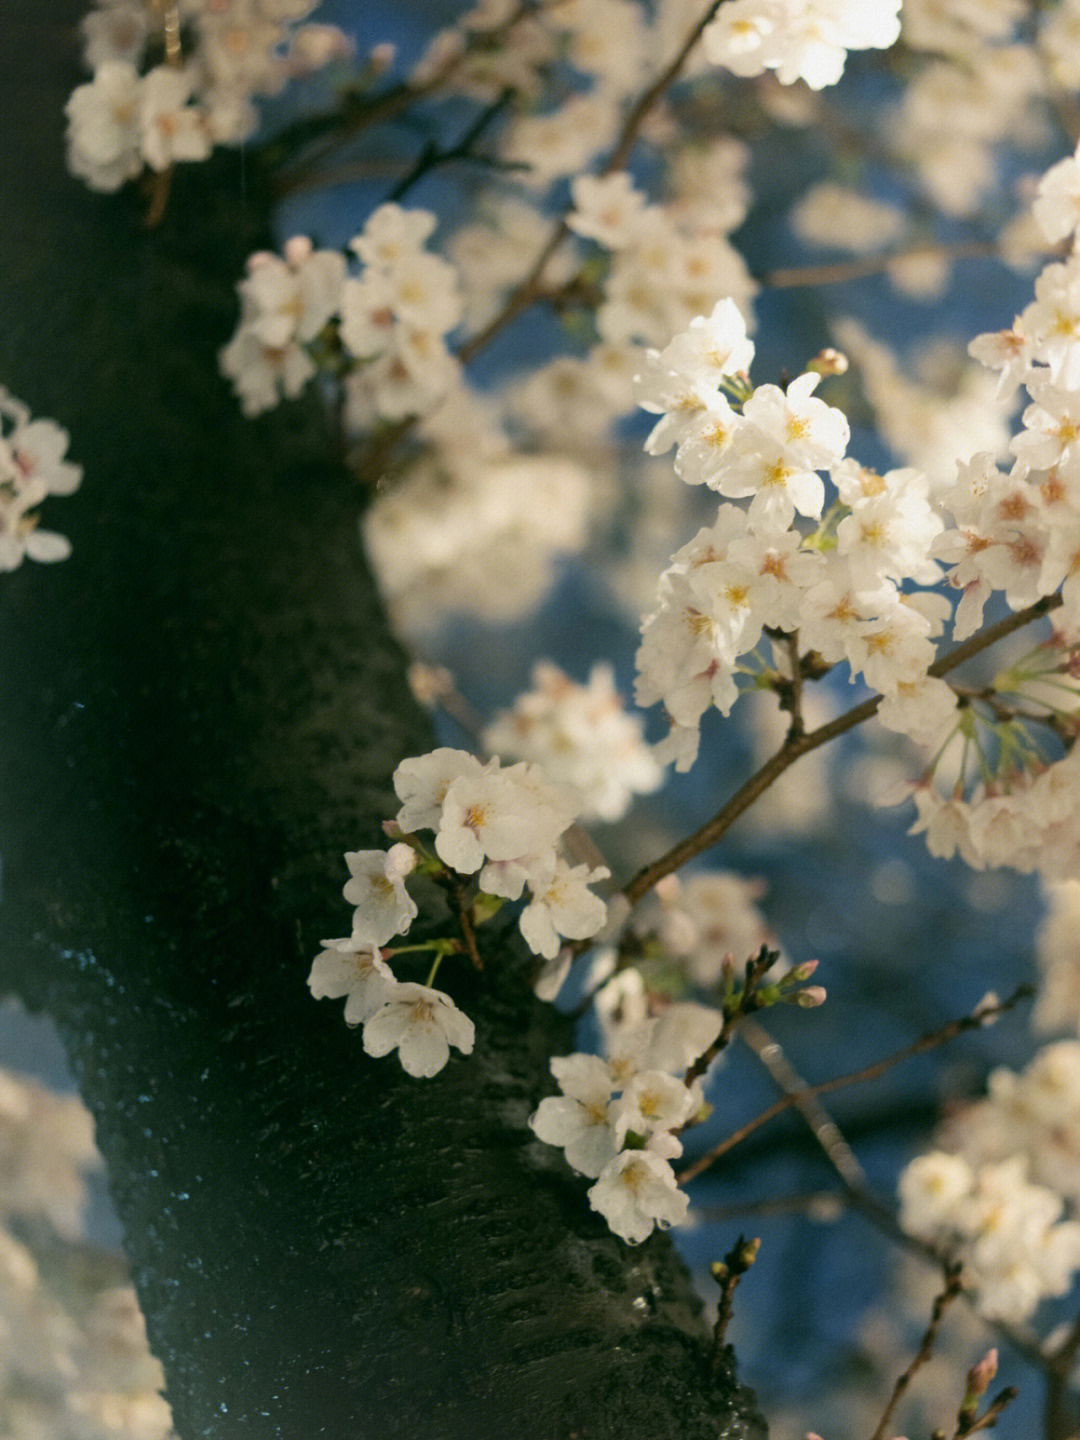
(0, 6), (766, 1437)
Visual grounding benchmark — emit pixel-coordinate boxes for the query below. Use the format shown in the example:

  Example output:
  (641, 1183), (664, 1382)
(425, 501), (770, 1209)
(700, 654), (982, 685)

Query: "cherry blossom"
(361, 983), (476, 1078)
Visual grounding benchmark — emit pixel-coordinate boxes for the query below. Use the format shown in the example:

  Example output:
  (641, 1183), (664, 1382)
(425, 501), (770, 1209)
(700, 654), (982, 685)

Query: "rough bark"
(0, 6), (766, 1437)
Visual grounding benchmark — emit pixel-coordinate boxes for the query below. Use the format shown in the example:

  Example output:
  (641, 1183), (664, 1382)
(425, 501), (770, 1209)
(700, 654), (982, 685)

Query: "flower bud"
(794, 985), (827, 1008)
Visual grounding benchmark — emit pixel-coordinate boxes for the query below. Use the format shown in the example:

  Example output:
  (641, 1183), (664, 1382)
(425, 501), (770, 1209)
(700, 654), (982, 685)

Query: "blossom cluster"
(481, 661), (663, 824)
(898, 1150), (1080, 1322)
(66, 0), (352, 192)
(529, 1003), (722, 1243)
(309, 747), (610, 1077)
(940, 1041), (1080, 1212)
(634, 297), (957, 771)
(0, 1064), (175, 1438)
(881, 137), (1080, 877)
(0, 389), (81, 572)
(702, 0), (902, 91)
(499, 153), (755, 457)
(629, 870), (779, 991)
(899, 1037), (1080, 1323)
(220, 205), (462, 423)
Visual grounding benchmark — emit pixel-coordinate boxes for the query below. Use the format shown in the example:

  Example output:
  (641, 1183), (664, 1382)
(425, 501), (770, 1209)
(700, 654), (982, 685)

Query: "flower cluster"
(0, 389), (82, 572)
(939, 1041), (1080, 1210)
(0, 1064), (175, 1438)
(309, 747), (610, 1076)
(883, 138), (1080, 875)
(703, 0), (902, 90)
(530, 1003), (722, 1243)
(362, 449), (597, 637)
(899, 1038), (1080, 1322)
(219, 236), (346, 417)
(898, 1150), (1080, 1321)
(481, 661), (663, 824)
(566, 170), (756, 353)
(220, 206), (463, 423)
(635, 298), (956, 770)
(66, 0), (352, 192)
(629, 871), (779, 991)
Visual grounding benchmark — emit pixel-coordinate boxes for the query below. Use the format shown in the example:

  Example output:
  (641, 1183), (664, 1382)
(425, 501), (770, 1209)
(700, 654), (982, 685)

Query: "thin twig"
(274, 0), (545, 192)
(677, 986), (1033, 1185)
(386, 89), (518, 205)
(956, 1386), (1020, 1437)
(701, 1023), (1051, 1376)
(762, 241), (1002, 291)
(709, 1235), (760, 1365)
(697, 1190), (847, 1223)
(683, 946), (779, 1088)
(870, 1265), (964, 1440)
(740, 1017), (867, 1187)
(784, 631), (804, 739)
(622, 594), (1062, 908)
(449, 877), (483, 971)
(1042, 1311), (1080, 1440)
(458, 0), (734, 362)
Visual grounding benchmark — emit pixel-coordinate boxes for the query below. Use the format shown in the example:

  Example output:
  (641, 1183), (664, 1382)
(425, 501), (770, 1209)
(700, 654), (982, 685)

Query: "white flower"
(587, 1149), (689, 1244)
(341, 846), (419, 948)
(611, 1070), (698, 1149)
(81, 3), (149, 71)
(307, 938), (397, 1025)
(481, 662), (663, 825)
(519, 857), (610, 959)
(0, 480), (72, 571)
(393, 747), (485, 833)
(530, 1053), (618, 1177)
(350, 205), (438, 269)
(898, 1150), (973, 1238)
(567, 172), (648, 249)
(4, 413), (82, 496)
(362, 983), (475, 1077)
(138, 66), (211, 173)
(1034, 146), (1080, 245)
(644, 1002), (723, 1075)
(65, 61), (143, 192)
(434, 763), (573, 874)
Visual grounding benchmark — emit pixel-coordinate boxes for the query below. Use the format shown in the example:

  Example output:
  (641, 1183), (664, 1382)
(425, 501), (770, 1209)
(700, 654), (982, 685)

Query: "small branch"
(446, 877), (483, 971)
(709, 1234), (760, 1365)
(677, 986), (1033, 1185)
(273, 0), (545, 192)
(386, 88), (518, 205)
(870, 1264), (964, 1440)
(956, 1386), (1020, 1437)
(683, 945), (779, 1088)
(623, 594), (1062, 908)
(740, 1017), (866, 1188)
(761, 240), (1003, 291)
(1042, 1312), (1080, 1440)
(697, 1190), (846, 1223)
(784, 631), (804, 739)
(459, 0), (734, 363)
(702, 1023), (1051, 1378)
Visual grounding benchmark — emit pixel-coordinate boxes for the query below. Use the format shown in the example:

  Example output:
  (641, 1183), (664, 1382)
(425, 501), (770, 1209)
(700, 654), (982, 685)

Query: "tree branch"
(677, 986), (1033, 1185)
(623, 595), (1062, 907)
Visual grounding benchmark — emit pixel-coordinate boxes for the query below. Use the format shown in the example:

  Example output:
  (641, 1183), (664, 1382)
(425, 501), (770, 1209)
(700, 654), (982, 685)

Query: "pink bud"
(283, 235), (314, 267)
(369, 42), (397, 74)
(790, 959), (819, 982)
(968, 1348), (998, 1397)
(795, 986), (827, 1008)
